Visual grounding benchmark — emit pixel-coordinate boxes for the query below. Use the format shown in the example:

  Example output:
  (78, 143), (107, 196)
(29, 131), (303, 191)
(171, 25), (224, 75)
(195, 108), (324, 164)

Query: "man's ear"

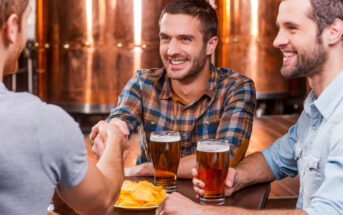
(325, 18), (343, 45)
(206, 36), (218, 55)
(2, 14), (19, 45)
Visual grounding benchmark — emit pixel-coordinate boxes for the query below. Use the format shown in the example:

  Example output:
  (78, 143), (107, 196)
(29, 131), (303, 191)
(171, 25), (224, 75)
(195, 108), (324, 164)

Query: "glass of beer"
(196, 139), (230, 205)
(150, 131), (181, 192)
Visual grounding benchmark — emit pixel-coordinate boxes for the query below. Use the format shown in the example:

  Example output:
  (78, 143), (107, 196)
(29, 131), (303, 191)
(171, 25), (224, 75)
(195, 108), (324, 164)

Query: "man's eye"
(288, 26), (297, 31)
(160, 36), (169, 41)
(181, 37), (191, 42)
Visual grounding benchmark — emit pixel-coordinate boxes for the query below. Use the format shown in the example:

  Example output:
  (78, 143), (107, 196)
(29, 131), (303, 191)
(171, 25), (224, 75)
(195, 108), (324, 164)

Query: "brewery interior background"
(4, 0), (302, 209)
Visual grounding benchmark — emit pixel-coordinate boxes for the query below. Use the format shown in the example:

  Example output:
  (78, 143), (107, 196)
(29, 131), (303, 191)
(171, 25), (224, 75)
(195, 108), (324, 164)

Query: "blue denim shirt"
(263, 71), (343, 215)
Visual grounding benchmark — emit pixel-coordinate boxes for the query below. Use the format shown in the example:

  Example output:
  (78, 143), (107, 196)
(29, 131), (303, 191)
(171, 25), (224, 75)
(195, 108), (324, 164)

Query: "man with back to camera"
(0, 1), (129, 214)
(90, 0), (256, 179)
(157, 0), (343, 214)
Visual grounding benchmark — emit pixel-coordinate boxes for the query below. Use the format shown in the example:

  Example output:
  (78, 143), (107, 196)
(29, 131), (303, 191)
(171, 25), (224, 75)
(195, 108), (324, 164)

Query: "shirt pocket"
(302, 155), (322, 207)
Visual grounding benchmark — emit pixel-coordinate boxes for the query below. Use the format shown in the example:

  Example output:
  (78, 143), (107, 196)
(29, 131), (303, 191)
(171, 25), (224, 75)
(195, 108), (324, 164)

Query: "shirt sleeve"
(108, 73), (143, 135)
(38, 104), (88, 188)
(216, 80), (255, 165)
(304, 135), (343, 215)
(262, 123), (299, 180)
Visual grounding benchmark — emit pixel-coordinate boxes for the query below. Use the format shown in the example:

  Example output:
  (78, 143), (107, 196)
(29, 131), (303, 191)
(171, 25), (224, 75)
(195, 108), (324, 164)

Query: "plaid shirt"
(109, 64), (256, 164)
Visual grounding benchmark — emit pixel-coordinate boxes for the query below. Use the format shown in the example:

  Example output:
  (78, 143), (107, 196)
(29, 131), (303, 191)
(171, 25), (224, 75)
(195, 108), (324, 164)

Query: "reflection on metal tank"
(36, 0), (171, 113)
(216, 0), (288, 99)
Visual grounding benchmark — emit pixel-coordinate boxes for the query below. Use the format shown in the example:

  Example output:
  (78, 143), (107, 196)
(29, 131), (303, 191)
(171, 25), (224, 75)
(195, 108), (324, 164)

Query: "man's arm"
(124, 154), (195, 178)
(157, 192), (307, 215)
(216, 80), (256, 166)
(232, 152), (275, 192)
(57, 123), (127, 215)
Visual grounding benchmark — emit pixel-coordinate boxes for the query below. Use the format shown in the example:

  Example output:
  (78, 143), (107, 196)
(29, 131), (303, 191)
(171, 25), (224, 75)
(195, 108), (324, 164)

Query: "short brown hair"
(160, 0), (218, 43)
(0, 0), (29, 30)
(309, 0), (343, 36)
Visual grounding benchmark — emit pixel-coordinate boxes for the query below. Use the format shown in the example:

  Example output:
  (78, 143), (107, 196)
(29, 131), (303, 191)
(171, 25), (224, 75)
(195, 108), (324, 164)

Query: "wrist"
(140, 162), (154, 176)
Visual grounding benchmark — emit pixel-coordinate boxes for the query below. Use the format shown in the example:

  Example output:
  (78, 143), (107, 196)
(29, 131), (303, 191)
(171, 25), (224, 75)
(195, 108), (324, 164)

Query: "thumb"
(226, 167), (236, 187)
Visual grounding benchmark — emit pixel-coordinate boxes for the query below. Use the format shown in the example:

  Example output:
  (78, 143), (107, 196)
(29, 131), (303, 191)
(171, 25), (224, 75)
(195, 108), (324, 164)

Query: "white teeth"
(171, 60), (186, 65)
(283, 52), (295, 57)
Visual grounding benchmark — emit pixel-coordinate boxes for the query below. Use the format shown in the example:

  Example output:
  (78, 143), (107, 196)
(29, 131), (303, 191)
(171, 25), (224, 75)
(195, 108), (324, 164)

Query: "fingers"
(110, 118), (130, 136)
(89, 122), (101, 142)
(225, 167), (236, 188)
(91, 135), (105, 160)
(192, 177), (205, 188)
(191, 168), (198, 177)
(192, 177), (205, 196)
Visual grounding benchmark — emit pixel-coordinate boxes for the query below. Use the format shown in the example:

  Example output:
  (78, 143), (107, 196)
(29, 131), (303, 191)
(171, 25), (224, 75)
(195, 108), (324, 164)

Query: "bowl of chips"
(114, 180), (167, 210)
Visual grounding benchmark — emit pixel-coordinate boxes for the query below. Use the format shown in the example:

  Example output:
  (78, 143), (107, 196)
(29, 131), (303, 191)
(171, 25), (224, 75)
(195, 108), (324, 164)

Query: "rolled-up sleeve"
(262, 123), (299, 180)
(108, 74), (143, 134)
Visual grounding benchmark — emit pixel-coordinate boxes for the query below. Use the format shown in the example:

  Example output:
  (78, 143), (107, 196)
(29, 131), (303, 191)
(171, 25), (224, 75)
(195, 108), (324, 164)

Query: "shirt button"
(312, 126), (316, 130)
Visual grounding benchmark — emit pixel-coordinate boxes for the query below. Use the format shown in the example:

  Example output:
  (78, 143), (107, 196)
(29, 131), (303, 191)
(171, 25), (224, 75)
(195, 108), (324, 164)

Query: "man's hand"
(156, 192), (203, 215)
(192, 167), (238, 198)
(90, 118), (129, 159)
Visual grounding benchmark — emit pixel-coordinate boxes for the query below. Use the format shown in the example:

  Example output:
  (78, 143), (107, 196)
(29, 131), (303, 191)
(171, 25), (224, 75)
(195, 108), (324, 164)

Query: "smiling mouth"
(170, 60), (186, 65)
(282, 51), (297, 63)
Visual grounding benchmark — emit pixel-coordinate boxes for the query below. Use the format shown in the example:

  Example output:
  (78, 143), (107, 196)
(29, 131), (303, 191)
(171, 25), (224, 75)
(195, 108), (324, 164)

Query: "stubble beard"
(163, 45), (208, 82)
(281, 38), (328, 79)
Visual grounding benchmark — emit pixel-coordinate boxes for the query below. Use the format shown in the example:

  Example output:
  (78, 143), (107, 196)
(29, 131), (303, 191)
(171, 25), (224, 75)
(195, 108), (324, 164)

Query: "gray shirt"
(0, 82), (88, 215)
(263, 71), (343, 215)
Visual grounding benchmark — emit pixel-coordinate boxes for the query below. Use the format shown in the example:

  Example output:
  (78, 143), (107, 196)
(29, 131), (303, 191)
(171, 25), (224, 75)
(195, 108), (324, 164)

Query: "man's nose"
(167, 39), (181, 56)
(273, 29), (288, 49)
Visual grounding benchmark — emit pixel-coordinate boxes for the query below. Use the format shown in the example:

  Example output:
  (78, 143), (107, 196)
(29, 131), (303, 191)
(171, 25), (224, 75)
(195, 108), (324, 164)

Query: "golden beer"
(150, 131), (181, 192)
(196, 139), (230, 205)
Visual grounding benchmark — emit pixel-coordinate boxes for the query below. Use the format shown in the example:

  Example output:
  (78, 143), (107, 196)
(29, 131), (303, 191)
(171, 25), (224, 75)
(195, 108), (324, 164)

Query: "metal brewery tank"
(216, 0), (292, 99)
(36, 0), (172, 113)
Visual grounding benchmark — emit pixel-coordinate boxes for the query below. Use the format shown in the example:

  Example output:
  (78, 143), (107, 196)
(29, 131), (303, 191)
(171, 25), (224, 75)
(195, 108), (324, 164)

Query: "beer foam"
(197, 140), (230, 152)
(150, 131), (181, 142)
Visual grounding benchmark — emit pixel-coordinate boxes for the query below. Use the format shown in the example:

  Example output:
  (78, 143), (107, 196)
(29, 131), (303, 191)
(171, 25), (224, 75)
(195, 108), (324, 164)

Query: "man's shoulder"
(217, 68), (252, 82)
(215, 68), (254, 90)
(3, 91), (75, 126)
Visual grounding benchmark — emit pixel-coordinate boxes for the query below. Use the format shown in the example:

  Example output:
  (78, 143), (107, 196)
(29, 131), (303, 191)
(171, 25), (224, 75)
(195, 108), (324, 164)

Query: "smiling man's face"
(273, 0), (328, 78)
(159, 14), (209, 83)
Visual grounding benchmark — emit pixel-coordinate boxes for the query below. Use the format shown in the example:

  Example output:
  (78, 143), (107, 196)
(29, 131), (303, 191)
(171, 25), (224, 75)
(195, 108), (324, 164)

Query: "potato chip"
(114, 180), (167, 207)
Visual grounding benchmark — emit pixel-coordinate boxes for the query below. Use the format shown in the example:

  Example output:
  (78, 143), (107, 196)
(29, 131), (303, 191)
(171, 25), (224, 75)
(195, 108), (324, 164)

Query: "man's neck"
(308, 50), (343, 97)
(170, 61), (211, 105)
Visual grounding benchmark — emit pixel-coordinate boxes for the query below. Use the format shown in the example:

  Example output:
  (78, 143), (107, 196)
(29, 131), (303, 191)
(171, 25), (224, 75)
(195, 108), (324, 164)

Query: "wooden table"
(54, 176), (270, 215)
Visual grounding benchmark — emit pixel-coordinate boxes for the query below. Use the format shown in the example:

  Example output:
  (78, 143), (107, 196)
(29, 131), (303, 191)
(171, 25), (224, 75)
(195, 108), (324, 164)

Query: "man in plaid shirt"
(91, 0), (256, 178)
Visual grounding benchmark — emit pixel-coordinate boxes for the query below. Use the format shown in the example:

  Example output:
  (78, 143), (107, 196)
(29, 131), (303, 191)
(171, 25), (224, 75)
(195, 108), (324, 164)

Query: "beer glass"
(196, 139), (230, 205)
(150, 131), (181, 192)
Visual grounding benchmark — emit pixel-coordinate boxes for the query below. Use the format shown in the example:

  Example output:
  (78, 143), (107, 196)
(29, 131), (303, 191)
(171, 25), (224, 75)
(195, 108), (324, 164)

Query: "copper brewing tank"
(36, 0), (171, 113)
(216, 0), (289, 99)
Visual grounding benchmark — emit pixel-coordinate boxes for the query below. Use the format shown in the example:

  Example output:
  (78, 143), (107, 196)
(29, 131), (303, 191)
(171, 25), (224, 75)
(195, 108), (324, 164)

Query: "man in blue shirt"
(157, 0), (343, 214)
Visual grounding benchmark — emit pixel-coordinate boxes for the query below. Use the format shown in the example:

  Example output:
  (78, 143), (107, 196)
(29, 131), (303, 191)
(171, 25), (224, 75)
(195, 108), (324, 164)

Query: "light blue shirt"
(263, 71), (343, 215)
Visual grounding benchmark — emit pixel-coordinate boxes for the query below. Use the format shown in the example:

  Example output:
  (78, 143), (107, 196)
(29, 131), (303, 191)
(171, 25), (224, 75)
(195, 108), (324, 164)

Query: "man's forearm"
(96, 135), (125, 203)
(124, 154), (195, 178)
(234, 152), (275, 192)
(177, 154), (196, 178)
(203, 206), (307, 215)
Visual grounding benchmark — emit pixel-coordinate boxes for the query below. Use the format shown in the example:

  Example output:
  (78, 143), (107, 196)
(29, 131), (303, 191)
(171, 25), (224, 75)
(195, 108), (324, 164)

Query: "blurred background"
(5, 0), (302, 210)
(4, 0), (306, 123)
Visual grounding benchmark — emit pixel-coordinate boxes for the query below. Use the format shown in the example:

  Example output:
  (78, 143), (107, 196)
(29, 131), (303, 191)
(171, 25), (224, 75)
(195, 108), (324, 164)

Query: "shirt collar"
(307, 71), (343, 119)
(159, 64), (219, 100)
